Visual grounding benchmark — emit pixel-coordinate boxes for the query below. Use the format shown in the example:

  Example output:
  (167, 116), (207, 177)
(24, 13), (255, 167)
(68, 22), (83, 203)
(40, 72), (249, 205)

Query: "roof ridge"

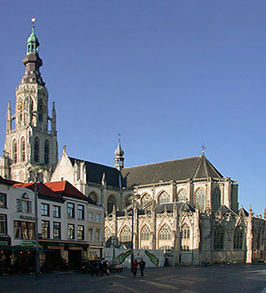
(193, 156), (205, 178)
(123, 156), (201, 170)
(69, 157), (118, 170)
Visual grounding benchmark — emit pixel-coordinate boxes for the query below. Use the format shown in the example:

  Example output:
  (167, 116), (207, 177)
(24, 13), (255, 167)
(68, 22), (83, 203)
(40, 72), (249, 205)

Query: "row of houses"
(0, 176), (104, 272)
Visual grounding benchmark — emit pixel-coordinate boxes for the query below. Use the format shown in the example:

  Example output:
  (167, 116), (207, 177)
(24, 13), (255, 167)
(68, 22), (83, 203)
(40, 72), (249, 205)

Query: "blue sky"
(0, 0), (265, 215)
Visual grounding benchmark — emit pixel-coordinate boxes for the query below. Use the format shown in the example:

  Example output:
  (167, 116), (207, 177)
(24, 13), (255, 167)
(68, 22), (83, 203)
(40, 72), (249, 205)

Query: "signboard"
(21, 240), (36, 246)
(0, 241), (8, 246)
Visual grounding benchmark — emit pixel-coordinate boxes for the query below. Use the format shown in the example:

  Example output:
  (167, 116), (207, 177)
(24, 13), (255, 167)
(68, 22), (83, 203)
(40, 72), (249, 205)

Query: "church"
(0, 21), (265, 266)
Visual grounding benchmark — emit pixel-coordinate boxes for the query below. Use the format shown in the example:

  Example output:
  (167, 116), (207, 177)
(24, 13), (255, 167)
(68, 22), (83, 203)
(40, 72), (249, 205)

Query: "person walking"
(132, 260), (138, 276)
(138, 259), (146, 277)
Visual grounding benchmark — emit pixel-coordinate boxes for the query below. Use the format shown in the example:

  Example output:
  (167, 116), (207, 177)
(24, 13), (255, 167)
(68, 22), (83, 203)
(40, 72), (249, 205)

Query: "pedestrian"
(178, 254), (181, 270)
(138, 259), (146, 277)
(132, 260), (138, 276)
(103, 261), (110, 276)
(99, 260), (104, 276)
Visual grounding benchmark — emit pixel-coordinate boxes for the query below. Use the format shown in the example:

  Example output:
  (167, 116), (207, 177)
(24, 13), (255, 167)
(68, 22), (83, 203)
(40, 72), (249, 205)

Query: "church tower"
(2, 18), (58, 182)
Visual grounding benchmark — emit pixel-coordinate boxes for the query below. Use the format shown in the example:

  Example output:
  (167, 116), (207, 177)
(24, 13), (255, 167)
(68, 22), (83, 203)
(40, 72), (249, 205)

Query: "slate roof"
(0, 176), (20, 186)
(69, 157), (120, 188)
(121, 155), (223, 188)
(68, 155), (222, 188)
(238, 207), (249, 217)
(215, 205), (238, 216)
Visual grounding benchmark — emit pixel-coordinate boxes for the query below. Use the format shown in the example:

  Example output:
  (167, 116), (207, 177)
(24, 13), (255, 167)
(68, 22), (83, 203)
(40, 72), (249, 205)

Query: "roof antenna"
(201, 144), (206, 156)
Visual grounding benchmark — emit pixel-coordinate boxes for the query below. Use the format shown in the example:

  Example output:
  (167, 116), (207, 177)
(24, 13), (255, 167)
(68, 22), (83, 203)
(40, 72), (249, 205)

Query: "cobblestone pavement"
(0, 264), (266, 293)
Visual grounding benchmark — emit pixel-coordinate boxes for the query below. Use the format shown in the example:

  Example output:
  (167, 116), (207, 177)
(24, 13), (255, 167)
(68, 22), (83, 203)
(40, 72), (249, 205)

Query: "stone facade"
(0, 22), (58, 182)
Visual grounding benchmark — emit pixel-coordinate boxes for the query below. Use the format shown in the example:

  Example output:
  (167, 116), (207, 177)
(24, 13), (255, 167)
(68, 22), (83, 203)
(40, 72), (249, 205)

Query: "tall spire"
(27, 17), (39, 55)
(22, 17), (44, 86)
(114, 134), (124, 170)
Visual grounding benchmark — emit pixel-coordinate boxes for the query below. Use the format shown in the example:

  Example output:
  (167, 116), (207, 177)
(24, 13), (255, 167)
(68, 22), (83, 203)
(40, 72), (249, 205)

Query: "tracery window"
(195, 188), (205, 211)
(107, 195), (117, 214)
(21, 137), (26, 162)
(158, 191), (170, 205)
(158, 224), (171, 240)
(88, 192), (98, 203)
(141, 193), (152, 206)
(213, 226), (224, 250)
(181, 224), (190, 239)
(233, 226), (243, 250)
(141, 225), (150, 241)
(120, 226), (131, 243)
(34, 137), (40, 162)
(44, 140), (49, 164)
(177, 189), (187, 202)
(12, 139), (18, 163)
(212, 187), (221, 212)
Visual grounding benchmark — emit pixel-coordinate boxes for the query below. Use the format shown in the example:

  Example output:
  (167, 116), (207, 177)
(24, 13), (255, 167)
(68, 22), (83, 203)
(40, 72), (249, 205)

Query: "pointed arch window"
(141, 193), (151, 206)
(177, 189), (187, 202)
(158, 191), (170, 205)
(214, 226), (224, 250)
(233, 226), (243, 250)
(107, 195), (117, 214)
(158, 224), (171, 240)
(195, 188), (205, 211)
(181, 224), (190, 239)
(12, 139), (18, 163)
(141, 225), (150, 241)
(88, 192), (98, 203)
(34, 137), (40, 162)
(44, 140), (49, 164)
(38, 100), (43, 122)
(21, 137), (26, 162)
(212, 187), (221, 212)
(120, 226), (131, 243)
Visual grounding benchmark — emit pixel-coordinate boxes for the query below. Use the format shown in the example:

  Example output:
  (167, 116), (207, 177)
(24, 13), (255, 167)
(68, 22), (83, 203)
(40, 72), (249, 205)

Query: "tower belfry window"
(21, 137), (26, 162)
(34, 137), (40, 162)
(13, 139), (18, 163)
(44, 140), (49, 164)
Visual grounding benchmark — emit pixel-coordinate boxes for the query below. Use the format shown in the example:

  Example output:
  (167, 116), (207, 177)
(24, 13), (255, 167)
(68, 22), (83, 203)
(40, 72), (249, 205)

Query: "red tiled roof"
(45, 181), (87, 200)
(13, 182), (61, 199)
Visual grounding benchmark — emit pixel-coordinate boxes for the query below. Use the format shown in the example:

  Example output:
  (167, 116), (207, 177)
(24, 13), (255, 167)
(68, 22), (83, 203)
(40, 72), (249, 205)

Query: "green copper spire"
(27, 17), (40, 55)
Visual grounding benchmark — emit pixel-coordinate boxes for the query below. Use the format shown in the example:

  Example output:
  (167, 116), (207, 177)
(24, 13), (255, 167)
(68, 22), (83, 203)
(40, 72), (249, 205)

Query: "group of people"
(132, 259), (146, 277)
(90, 259), (110, 276)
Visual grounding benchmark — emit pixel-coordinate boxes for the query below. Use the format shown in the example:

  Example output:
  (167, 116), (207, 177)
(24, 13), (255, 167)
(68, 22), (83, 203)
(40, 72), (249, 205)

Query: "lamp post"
(28, 167), (42, 280)
(129, 194), (139, 271)
(34, 179), (40, 279)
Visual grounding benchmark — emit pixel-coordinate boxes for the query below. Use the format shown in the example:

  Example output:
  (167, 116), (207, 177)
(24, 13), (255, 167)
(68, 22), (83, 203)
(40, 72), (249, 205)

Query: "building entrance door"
(68, 250), (82, 270)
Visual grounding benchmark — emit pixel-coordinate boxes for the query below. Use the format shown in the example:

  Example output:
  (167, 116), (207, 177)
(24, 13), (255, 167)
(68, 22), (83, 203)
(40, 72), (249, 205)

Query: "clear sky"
(0, 0), (265, 215)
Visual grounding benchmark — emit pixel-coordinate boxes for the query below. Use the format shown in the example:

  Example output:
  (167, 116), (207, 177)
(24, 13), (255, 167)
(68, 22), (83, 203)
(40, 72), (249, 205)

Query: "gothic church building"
(1, 23), (265, 265)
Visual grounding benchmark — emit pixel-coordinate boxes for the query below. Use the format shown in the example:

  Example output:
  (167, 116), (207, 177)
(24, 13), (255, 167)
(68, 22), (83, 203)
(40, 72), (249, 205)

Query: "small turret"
(52, 102), (57, 134)
(114, 134), (124, 170)
(6, 101), (11, 133)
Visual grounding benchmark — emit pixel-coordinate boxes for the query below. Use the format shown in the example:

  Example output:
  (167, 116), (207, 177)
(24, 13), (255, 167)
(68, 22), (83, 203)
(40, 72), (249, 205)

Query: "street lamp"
(129, 194), (139, 271)
(34, 179), (40, 279)
(28, 166), (45, 280)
